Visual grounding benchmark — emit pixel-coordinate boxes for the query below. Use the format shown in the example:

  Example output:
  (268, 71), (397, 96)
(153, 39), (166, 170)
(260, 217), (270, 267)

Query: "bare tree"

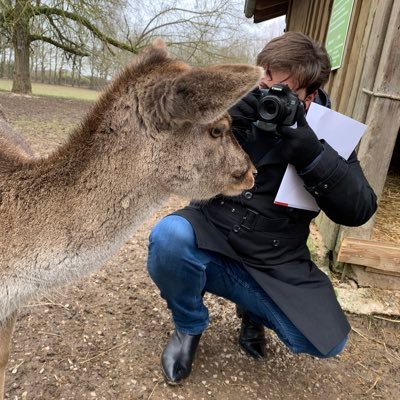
(121, 1), (285, 67)
(125, 0), (241, 62)
(0, 0), (134, 93)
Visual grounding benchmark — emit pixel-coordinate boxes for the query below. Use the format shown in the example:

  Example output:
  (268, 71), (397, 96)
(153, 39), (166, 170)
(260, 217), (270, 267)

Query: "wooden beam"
(255, 0), (288, 10)
(254, 9), (287, 22)
(252, 0), (289, 22)
(337, 238), (400, 273)
(365, 267), (400, 277)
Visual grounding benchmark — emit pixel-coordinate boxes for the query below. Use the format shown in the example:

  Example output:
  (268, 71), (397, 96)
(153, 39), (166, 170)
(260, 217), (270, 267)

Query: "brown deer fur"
(0, 40), (262, 397)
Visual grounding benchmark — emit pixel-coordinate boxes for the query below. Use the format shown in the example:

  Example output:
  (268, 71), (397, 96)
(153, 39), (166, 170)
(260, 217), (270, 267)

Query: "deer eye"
(210, 126), (225, 138)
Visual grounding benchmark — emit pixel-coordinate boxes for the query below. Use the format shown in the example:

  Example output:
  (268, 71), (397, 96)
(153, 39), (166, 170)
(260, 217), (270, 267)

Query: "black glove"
(228, 88), (260, 132)
(277, 103), (323, 170)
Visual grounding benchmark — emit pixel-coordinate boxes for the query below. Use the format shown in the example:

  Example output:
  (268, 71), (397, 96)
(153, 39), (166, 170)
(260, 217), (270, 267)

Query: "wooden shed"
(244, 0), (400, 289)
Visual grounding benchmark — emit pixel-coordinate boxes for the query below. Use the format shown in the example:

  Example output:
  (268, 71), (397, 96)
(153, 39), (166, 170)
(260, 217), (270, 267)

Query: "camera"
(256, 83), (300, 131)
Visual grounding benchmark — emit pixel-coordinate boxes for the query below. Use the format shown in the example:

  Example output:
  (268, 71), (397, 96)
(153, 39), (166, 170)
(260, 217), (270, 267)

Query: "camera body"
(256, 83), (300, 129)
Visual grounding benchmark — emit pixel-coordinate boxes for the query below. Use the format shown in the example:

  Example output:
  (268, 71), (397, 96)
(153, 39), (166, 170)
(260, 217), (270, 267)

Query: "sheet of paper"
(274, 102), (368, 211)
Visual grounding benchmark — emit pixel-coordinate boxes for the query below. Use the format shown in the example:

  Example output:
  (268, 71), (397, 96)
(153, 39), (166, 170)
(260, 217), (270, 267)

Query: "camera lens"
(263, 99), (279, 117)
(256, 84), (300, 128)
(258, 96), (287, 122)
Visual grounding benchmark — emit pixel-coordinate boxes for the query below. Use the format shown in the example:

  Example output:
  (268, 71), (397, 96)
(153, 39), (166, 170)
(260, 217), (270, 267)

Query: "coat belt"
(203, 199), (309, 237)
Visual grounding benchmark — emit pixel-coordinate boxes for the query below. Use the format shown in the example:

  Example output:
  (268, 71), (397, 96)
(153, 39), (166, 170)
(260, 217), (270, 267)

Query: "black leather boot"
(161, 330), (202, 385)
(237, 306), (266, 360)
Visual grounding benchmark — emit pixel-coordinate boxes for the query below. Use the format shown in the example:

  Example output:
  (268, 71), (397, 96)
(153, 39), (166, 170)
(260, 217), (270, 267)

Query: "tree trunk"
(58, 53), (65, 85)
(89, 62), (95, 90)
(34, 56), (38, 81)
(11, 3), (32, 94)
(0, 50), (5, 78)
(71, 55), (77, 87)
(7, 50), (13, 79)
(47, 47), (52, 84)
(77, 57), (82, 87)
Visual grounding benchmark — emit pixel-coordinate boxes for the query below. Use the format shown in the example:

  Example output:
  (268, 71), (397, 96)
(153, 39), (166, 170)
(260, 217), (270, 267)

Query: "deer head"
(62, 39), (263, 201)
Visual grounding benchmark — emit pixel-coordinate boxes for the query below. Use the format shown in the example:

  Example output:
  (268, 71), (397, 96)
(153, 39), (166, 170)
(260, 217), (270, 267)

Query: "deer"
(0, 40), (262, 397)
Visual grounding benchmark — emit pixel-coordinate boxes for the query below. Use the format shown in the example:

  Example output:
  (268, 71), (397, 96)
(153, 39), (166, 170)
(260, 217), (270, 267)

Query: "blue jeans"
(147, 215), (347, 358)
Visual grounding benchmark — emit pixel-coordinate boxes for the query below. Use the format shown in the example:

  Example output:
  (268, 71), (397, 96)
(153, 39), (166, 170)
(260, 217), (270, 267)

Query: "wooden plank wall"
(337, 0), (400, 247)
(286, 0), (398, 252)
(287, 0), (331, 42)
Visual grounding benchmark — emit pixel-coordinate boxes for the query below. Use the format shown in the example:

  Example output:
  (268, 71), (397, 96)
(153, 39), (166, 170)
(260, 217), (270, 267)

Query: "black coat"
(174, 91), (377, 355)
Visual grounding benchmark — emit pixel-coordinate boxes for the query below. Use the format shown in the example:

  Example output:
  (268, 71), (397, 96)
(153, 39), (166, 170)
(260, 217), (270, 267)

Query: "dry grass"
(372, 173), (400, 243)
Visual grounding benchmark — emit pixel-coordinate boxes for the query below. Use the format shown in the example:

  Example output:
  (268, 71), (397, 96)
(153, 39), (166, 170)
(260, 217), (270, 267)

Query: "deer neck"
(0, 118), (170, 322)
(46, 126), (167, 236)
(6, 118), (167, 271)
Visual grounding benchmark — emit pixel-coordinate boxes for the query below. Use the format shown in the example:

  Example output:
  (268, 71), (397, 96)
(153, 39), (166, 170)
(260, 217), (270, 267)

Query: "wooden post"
(315, 0), (365, 250)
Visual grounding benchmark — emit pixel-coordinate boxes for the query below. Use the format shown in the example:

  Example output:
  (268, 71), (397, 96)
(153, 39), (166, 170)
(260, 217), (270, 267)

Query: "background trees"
(0, 0), (284, 93)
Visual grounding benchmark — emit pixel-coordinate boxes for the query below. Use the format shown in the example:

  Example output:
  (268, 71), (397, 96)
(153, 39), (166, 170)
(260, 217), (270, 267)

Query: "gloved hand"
(277, 103), (323, 170)
(228, 88), (260, 132)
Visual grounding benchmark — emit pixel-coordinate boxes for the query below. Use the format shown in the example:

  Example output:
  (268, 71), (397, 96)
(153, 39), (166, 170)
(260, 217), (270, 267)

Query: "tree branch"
(32, 5), (139, 54)
(46, 14), (78, 48)
(135, 7), (219, 46)
(30, 34), (89, 56)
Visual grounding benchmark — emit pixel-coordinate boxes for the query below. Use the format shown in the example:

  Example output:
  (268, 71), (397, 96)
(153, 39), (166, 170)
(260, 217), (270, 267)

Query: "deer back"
(0, 115), (34, 171)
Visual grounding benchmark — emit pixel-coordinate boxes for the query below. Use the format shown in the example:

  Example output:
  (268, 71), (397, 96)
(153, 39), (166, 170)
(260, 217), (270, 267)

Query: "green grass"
(0, 78), (99, 101)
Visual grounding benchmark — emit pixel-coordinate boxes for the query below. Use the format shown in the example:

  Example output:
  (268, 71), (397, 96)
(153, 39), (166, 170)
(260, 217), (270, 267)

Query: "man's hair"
(256, 31), (331, 95)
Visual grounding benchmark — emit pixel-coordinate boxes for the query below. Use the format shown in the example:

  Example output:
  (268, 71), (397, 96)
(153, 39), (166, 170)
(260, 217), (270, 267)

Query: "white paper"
(274, 102), (368, 211)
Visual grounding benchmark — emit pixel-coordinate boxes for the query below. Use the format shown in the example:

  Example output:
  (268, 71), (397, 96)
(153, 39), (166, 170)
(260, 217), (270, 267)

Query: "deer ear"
(167, 64), (264, 123)
(136, 39), (169, 69)
(149, 38), (168, 54)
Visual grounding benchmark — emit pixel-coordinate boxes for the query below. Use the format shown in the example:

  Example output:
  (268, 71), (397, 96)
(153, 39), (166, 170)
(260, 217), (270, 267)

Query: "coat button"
(272, 239), (280, 247)
(244, 191), (253, 200)
(231, 208), (236, 213)
(323, 183), (328, 189)
(233, 225), (240, 232)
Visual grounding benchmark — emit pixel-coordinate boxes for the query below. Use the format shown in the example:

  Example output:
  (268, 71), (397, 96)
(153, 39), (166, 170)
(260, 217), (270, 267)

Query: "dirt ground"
(1, 91), (399, 400)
